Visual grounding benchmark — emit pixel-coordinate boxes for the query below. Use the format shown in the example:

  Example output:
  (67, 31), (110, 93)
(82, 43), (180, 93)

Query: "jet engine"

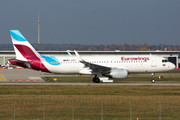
(109, 69), (128, 79)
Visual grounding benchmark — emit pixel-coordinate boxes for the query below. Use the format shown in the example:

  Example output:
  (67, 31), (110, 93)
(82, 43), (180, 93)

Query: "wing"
(74, 50), (111, 73)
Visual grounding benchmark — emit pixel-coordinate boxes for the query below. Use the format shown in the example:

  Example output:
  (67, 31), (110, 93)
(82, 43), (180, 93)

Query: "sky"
(0, 0), (180, 45)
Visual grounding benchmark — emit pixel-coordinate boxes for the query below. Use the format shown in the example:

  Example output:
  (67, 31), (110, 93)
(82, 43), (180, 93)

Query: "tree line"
(0, 43), (180, 51)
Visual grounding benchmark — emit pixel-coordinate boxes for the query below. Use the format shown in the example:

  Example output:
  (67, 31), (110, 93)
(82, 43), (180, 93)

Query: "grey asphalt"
(0, 69), (45, 82)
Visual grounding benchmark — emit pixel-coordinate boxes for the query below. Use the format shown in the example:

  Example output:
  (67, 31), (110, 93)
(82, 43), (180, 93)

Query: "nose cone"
(169, 63), (176, 70)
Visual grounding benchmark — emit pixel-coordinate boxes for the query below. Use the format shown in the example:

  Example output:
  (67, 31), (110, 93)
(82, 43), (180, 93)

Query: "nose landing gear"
(151, 73), (155, 83)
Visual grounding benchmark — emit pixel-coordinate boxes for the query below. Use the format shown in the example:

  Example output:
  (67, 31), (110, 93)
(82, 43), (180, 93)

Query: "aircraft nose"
(170, 63), (176, 70)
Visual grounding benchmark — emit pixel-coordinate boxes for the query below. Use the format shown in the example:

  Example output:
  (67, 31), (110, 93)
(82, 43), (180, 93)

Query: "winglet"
(67, 50), (72, 56)
(74, 50), (84, 62)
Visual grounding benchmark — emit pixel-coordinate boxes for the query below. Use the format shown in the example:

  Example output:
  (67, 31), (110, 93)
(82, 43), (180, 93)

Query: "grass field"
(0, 85), (180, 119)
(43, 73), (180, 83)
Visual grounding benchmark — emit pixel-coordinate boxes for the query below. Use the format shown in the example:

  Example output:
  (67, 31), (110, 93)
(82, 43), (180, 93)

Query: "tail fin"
(10, 30), (41, 61)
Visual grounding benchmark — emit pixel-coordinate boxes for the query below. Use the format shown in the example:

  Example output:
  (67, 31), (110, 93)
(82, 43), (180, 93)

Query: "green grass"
(166, 70), (180, 73)
(0, 85), (180, 119)
(1, 85), (180, 96)
(2, 72), (180, 119)
(43, 76), (180, 83)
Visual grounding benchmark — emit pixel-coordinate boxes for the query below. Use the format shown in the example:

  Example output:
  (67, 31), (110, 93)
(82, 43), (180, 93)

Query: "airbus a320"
(8, 30), (175, 83)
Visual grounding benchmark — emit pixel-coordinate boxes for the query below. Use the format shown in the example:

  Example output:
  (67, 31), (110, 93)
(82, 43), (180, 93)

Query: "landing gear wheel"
(151, 79), (155, 83)
(93, 77), (100, 83)
(93, 77), (96, 83)
(151, 73), (155, 83)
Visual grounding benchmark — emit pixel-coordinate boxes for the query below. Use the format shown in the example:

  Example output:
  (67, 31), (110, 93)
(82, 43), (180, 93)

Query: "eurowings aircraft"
(8, 30), (175, 83)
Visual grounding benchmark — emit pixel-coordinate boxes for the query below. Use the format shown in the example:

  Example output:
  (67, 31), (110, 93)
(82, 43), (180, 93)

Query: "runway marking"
(28, 77), (42, 80)
(10, 80), (40, 82)
(0, 74), (6, 82)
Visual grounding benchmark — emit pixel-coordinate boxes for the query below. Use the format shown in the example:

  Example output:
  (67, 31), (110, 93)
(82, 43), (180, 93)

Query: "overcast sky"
(0, 0), (180, 45)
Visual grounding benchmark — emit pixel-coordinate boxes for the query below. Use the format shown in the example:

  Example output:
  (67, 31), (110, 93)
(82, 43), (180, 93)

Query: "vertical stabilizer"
(10, 30), (41, 61)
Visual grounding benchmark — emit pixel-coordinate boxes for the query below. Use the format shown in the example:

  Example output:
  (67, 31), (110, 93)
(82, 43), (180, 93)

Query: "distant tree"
(129, 44), (137, 51)
(122, 43), (129, 51)
(150, 48), (155, 51)
(109, 44), (116, 51)
(98, 45), (104, 51)
(167, 46), (172, 51)
(136, 44), (142, 51)
(67, 46), (72, 50)
(149, 45), (155, 51)
(177, 46), (180, 51)
(104, 45), (109, 51)
(143, 43), (149, 49)
(174, 47), (178, 51)
(1, 43), (180, 51)
(88, 46), (93, 51)
(139, 46), (148, 51)
(159, 45), (164, 51)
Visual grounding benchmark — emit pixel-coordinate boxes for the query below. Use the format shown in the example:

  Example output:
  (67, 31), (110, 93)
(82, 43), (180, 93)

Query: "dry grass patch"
(0, 85), (180, 119)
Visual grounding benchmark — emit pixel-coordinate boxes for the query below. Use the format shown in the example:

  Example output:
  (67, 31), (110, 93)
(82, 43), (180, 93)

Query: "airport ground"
(0, 69), (180, 84)
(0, 69), (180, 119)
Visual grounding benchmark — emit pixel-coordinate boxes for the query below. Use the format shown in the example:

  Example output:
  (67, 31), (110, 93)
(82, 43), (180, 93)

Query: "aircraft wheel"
(93, 77), (100, 83)
(151, 79), (155, 83)
(96, 78), (100, 83)
(93, 77), (96, 83)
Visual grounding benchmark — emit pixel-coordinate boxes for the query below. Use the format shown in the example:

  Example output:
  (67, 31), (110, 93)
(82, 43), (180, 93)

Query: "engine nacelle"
(109, 69), (128, 79)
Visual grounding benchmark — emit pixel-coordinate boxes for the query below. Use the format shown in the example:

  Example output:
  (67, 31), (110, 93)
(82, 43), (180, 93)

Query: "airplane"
(7, 30), (175, 83)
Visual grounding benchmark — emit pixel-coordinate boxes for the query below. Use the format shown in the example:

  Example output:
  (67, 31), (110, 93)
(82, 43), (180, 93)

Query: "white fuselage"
(41, 55), (175, 74)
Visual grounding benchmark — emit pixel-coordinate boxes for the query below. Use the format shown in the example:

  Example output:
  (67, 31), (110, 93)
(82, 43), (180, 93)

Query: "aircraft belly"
(127, 64), (163, 73)
(63, 67), (78, 74)
(140, 64), (164, 73)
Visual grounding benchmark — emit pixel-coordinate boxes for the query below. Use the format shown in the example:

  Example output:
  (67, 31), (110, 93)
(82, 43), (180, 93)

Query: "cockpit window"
(162, 59), (169, 63)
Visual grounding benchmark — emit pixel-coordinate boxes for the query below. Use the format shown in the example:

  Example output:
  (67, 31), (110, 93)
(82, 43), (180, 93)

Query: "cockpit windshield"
(162, 59), (169, 63)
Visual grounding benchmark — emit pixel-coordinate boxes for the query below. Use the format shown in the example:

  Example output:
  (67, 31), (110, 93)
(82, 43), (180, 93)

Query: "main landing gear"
(93, 75), (100, 83)
(151, 73), (155, 83)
